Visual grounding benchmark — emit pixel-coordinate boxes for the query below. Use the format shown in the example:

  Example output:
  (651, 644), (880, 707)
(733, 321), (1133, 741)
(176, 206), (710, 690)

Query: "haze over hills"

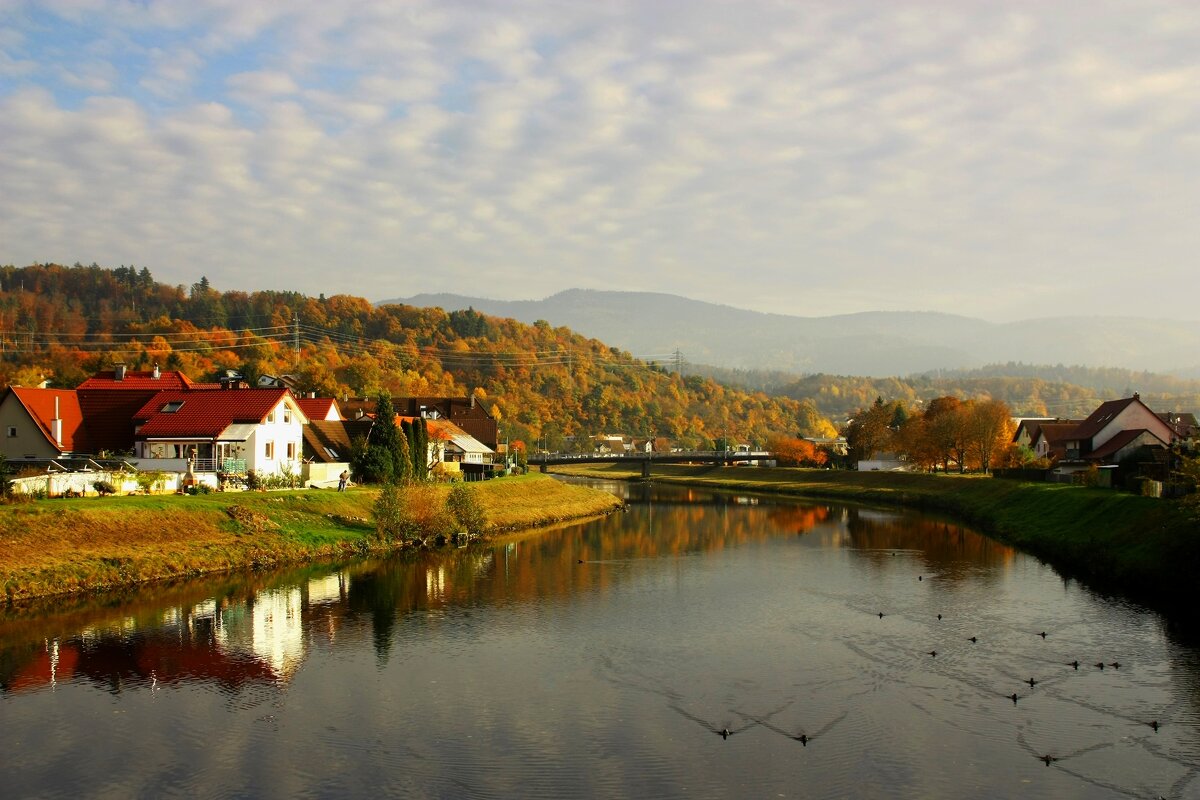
(385, 290), (1200, 379)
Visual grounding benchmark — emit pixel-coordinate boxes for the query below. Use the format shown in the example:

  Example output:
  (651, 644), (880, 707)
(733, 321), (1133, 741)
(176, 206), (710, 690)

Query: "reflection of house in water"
(214, 587), (305, 680)
(1, 576), (356, 695)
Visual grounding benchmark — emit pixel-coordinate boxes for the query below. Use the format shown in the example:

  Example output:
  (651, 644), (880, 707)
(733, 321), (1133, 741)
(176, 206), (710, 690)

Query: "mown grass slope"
(0, 474), (622, 601)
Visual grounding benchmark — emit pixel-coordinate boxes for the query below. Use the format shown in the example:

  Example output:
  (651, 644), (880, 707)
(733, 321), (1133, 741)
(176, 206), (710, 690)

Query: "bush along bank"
(549, 463), (1200, 612)
(0, 474), (624, 602)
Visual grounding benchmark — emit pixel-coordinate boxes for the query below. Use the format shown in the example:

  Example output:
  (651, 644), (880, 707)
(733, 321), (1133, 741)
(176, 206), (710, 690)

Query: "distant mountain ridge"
(382, 290), (1200, 378)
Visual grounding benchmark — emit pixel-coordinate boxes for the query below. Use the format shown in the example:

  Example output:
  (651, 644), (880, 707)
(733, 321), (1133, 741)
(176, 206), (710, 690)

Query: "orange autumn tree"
(767, 435), (829, 467)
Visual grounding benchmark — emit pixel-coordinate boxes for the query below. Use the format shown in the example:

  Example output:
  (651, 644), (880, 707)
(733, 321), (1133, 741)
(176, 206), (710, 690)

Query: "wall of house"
(246, 399), (305, 477)
(1096, 404), (1174, 450)
(0, 397), (60, 460)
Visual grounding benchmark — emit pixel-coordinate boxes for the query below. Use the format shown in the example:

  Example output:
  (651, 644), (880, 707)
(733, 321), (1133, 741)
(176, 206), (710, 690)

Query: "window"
(264, 441), (274, 459)
(267, 410), (275, 423)
(6, 426), (16, 438)
(161, 401), (185, 413)
(283, 406), (292, 424)
(286, 442), (296, 459)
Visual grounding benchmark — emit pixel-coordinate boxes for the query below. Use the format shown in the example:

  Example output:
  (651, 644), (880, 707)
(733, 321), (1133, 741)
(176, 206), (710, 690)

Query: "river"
(2, 480), (1197, 799)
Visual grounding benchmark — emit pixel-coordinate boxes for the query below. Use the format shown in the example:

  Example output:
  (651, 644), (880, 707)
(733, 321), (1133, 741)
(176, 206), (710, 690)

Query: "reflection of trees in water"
(843, 508), (1016, 581)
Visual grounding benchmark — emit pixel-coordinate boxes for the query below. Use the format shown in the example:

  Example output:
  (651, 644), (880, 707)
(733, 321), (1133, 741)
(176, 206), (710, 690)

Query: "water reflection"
(1, 483), (1198, 800)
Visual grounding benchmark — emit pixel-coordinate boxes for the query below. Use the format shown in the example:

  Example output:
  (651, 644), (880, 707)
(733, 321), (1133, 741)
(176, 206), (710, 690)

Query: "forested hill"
(0, 263), (833, 448)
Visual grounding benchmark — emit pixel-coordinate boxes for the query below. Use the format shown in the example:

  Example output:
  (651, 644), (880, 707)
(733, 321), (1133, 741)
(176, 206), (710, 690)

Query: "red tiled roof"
(134, 388), (304, 439)
(297, 397), (340, 421)
(4, 387), (86, 452)
(77, 369), (196, 391)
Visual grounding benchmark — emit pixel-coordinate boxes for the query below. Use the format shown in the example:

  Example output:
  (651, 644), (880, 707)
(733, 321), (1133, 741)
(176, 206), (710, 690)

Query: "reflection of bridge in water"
(528, 450), (774, 478)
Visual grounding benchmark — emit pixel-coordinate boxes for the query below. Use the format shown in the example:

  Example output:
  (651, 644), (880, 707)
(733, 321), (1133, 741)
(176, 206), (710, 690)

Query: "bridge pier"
(641, 459), (650, 479)
(540, 463), (548, 473)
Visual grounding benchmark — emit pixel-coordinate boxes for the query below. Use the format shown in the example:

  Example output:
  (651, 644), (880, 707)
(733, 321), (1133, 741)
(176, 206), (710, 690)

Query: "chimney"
(115, 364), (126, 381)
(52, 396), (62, 447)
(153, 362), (160, 379)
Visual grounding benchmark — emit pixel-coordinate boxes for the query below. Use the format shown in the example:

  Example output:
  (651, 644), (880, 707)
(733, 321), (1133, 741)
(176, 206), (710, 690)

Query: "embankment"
(550, 463), (1200, 609)
(0, 474), (623, 602)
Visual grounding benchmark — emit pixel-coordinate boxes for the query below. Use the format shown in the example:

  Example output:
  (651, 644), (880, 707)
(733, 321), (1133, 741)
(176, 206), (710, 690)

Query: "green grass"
(550, 463), (1200, 608)
(0, 475), (623, 602)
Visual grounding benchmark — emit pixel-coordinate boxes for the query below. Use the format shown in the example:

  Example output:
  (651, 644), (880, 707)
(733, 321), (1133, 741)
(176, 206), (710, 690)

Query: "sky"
(2, 1), (1199, 323)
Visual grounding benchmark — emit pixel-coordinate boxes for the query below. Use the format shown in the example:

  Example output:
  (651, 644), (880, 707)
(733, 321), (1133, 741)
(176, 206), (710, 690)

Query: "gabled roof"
(1072, 396), (1145, 442)
(77, 368), (197, 391)
(3, 387), (86, 452)
(425, 418), (493, 454)
(1087, 428), (1167, 462)
(297, 397), (341, 421)
(1011, 418), (1063, 444)
(134, 388), (305, 439)
(302, 419), (372, 463)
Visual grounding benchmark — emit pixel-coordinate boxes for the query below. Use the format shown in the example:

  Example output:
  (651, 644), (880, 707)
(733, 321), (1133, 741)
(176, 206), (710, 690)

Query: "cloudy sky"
(2, 1), (1198, 322)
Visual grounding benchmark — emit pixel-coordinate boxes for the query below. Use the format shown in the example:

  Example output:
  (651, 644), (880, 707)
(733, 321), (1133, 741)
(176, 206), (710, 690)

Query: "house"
(425, 418), (496, 479)
(131, 387), (309, 483)
(1026, 394), (1177, 481)
(0, 387), (87, 460)
(1029, 422), (1083, 461)
(76, 364), (213, 454)
(593, 434), (630, 453)
(1063, 394), (1175, 462)
(302, 418), (372, 487)
(1011, 418), (1061, 450)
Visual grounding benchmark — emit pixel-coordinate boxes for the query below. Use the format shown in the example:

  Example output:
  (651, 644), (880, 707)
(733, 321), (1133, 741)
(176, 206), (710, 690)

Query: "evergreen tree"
(415, 418), (429, 480)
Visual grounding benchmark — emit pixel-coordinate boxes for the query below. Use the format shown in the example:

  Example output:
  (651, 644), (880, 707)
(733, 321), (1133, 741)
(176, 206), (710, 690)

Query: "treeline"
(844, 396), (1015, 473)
(0, 263), (833, 449)
(694, 364), (1199, 422)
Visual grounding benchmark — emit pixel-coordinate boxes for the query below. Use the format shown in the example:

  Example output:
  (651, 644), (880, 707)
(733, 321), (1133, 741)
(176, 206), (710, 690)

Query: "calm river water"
(2, 480), (1198, 799)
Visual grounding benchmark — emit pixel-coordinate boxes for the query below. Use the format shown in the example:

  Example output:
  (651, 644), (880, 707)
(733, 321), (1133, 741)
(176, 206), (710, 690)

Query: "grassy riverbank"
(0, 474), (623, 602)
(550, 463), (1200, 608)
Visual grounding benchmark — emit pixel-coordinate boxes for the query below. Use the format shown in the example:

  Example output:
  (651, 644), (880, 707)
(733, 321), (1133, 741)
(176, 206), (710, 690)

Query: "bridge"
(527, 450), (773, 478)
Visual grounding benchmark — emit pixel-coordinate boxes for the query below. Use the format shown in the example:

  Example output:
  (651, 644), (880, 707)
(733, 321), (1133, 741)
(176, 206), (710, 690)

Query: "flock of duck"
(881, 574), (1165, 773)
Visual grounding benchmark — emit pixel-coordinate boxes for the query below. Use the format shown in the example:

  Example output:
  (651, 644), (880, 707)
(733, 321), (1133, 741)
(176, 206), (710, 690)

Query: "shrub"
(446, 482), (487, 535)
(373, 482), (410, 544)
(372, 483), (455, 543)
(135, 471), (166, 495)
(93, 480), (116, 496)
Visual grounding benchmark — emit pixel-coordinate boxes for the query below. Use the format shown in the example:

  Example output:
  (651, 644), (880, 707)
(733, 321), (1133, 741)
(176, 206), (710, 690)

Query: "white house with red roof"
(132, 387), (309, 482)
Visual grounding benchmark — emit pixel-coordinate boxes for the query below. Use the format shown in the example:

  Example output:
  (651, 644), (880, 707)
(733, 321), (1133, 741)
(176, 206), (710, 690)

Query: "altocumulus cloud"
(1, 0), (1199, 321)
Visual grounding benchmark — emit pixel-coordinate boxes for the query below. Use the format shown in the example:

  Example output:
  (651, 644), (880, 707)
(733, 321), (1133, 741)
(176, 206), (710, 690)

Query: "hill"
(0, 263), (831, 449)
(389, 289), (1200, 379)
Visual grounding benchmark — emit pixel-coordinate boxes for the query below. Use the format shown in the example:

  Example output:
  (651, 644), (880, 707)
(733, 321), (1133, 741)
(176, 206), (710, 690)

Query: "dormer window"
(161, 401), (185, 413)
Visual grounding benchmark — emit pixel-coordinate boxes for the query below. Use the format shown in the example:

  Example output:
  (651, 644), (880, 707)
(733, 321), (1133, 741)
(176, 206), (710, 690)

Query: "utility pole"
(293, 316), (300, 358)
(673, 349), (684, 375)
